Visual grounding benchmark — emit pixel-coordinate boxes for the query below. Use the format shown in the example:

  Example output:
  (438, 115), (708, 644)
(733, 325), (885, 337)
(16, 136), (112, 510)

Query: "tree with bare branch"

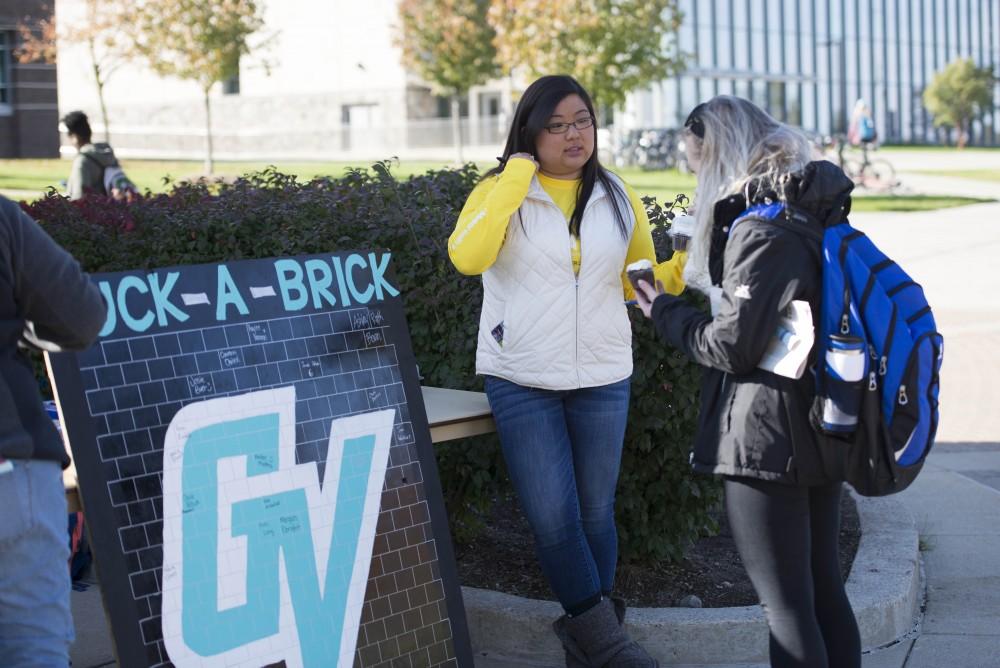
(16, 1), (132, 143)
(396, 0), (499, 163)
(128, 0), (268, 174)
(488, 0), (686, 113)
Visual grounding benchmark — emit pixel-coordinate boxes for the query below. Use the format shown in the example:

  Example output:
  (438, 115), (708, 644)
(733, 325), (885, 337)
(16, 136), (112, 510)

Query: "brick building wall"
(0, 0), (59, 158)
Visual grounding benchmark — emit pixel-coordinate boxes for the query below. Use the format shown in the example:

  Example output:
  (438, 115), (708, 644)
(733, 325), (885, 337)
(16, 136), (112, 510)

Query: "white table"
(65, 386), (495, 512)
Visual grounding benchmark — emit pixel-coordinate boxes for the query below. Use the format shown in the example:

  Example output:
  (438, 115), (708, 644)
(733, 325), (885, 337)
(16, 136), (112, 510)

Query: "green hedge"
(22, 164), (720, 564)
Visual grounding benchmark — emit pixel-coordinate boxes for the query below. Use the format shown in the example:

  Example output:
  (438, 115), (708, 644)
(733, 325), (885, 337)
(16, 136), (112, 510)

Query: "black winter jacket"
(651, 161), (854, 485)
(0, 196), (107, 466)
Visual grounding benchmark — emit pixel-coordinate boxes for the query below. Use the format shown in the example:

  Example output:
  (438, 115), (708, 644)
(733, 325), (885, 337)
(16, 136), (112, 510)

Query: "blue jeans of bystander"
(484, 375), (630, 614)
(0, 459), (73, 667)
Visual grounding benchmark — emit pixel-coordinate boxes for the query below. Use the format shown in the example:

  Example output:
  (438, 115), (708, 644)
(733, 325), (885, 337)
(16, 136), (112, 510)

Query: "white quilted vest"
(475, 175), (635, 390)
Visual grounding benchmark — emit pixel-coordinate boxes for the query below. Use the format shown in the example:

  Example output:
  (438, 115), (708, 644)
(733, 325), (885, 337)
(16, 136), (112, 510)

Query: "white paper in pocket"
(757, 300), (815, 379)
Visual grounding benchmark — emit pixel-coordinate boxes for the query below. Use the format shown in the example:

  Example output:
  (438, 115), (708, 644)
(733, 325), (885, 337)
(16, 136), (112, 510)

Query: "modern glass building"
(625, 0), (1000, 145)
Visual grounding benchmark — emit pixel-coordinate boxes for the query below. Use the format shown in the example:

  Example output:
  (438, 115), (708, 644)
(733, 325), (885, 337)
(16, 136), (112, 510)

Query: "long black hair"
(483, 75), (629, 239)
(61, 110), (93, 143)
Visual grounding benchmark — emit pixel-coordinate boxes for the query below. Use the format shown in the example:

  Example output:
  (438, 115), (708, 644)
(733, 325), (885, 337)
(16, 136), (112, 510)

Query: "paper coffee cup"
(626, 259), (655, 292)
(670, 214), (695, 252)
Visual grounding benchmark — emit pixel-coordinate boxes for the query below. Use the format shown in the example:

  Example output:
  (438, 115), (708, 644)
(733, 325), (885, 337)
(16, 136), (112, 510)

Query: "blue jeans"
(484, 376), (630, 613)
(0, 459), (73, 667)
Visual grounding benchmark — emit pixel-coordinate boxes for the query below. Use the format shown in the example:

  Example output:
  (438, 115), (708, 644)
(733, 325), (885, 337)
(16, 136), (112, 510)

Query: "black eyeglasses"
(544, 116), (595, 134)
(684, 103), (706, 139)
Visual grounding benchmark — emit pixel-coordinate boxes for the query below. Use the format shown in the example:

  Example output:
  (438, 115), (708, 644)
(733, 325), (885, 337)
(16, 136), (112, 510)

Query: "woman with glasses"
(633, 96), (861, 668)
(448, 74), (684, 666)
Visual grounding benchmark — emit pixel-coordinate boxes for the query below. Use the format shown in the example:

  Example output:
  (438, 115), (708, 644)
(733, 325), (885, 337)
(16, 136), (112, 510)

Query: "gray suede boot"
(552, 598), (658, 667)
(610, 596), (628, 624)
(552, 613), (590, 667)
(552, 597), (635, 667)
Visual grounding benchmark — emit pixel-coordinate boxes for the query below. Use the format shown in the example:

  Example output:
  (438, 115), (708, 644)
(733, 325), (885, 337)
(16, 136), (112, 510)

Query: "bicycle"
(833, 136), (898, 191)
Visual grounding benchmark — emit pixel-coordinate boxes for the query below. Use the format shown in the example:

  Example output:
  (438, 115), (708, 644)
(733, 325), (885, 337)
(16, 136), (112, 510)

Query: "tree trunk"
(88, 37), (111, 143)
(957, 120), (968, 149)
(203, 88), (215, 174)
(96, 77), (111, 144)
(451, 94), (464, 165)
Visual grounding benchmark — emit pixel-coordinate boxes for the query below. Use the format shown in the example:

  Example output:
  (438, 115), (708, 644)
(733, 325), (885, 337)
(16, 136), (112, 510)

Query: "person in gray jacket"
(0, 194), (107, 666)
(61, 110), (122, 200)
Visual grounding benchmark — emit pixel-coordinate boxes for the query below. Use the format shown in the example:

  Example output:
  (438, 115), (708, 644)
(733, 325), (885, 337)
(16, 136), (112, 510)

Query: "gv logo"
(160, 386), (395, 667)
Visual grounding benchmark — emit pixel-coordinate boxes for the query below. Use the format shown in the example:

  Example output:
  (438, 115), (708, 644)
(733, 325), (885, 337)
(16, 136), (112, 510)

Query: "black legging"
(724, 477), (861, 668)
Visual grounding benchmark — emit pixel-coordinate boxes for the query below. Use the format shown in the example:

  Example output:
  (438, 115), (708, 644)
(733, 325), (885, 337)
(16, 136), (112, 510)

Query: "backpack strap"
(770, 206), (824, 242)
(80, 151), (105, 169)
(730, 202), (824, 243)
(80, 152), (108, 195)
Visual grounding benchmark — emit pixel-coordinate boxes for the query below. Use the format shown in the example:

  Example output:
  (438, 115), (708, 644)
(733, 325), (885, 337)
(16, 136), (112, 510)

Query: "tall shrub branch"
(396, 0), (499, 164)
(127, 0), (269, 173)
(488, 0), (687, 113)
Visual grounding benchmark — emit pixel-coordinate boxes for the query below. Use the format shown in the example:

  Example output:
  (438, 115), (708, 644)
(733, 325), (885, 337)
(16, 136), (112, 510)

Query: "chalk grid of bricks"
(77, 306), (458, 667)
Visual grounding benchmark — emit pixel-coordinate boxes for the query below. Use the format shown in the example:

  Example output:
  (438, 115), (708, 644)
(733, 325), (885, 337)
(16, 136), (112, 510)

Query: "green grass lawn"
(881, 144), (1000, 152)
(0, 158), (472, 195)
(850, 194), (991, 211)
(904, 168), (1000, 182)
(615, 167), (697, 205)
(0, 158), (697, 205)
(0, 158), (983, 213)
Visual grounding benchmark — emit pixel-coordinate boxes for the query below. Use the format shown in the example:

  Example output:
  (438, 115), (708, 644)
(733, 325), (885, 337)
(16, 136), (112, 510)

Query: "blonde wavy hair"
(683, 96), (814, 293)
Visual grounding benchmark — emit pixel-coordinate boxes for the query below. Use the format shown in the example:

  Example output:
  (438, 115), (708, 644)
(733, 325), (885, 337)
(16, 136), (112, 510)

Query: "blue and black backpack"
(858, 115), (876, 143)
(735, 202), (944, 496)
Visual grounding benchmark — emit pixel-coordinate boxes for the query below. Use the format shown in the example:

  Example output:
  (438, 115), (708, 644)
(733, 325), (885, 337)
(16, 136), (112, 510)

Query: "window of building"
(0, 32), (12, 111)
(767, 81), (786, 122)
(436, 95), (469, 118)
(478, 92), (501, 117)
(342, 103), (378, 127)
(786, 83), (802, 127)
(751, 79), (767, 109)
(222, 56), (240, 95)
(222, 73), (240, 95)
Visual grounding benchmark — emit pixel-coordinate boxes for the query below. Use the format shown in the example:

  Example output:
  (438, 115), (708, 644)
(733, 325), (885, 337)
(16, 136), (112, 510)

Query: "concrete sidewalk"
(873, 443), (1000, 668)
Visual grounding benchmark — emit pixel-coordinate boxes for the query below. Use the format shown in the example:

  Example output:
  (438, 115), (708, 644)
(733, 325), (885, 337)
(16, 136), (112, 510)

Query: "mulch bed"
(455, 491), (860, 608)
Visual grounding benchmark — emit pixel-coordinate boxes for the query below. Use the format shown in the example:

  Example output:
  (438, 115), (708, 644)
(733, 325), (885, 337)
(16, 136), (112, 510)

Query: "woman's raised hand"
(508, 153), (540, 171)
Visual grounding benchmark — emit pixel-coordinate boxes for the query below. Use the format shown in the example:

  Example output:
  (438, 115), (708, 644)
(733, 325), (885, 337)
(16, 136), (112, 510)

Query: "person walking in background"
(847, 98), (877, 147)
(449, 74), (686, 666)
(633, 96), (861, 668)
(60, 110), (136, 201)
(0, 194), (107, 666)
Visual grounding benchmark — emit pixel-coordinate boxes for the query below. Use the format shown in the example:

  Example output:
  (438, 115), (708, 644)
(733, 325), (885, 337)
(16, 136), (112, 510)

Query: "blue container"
(43, 400), (62, 434)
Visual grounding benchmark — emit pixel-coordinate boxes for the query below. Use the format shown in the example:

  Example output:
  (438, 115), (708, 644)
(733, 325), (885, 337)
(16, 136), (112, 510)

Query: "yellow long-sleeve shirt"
(448, 158), (685, 300)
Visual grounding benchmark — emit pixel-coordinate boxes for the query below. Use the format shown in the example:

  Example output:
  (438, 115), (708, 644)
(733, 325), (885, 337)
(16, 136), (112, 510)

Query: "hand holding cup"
(626, 259), (655, 294)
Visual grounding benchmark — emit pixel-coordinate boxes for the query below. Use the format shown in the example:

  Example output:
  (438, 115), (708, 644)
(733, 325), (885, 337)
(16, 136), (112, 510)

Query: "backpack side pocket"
(815, 334), (867, 435)
(891, 332), (943, 467)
